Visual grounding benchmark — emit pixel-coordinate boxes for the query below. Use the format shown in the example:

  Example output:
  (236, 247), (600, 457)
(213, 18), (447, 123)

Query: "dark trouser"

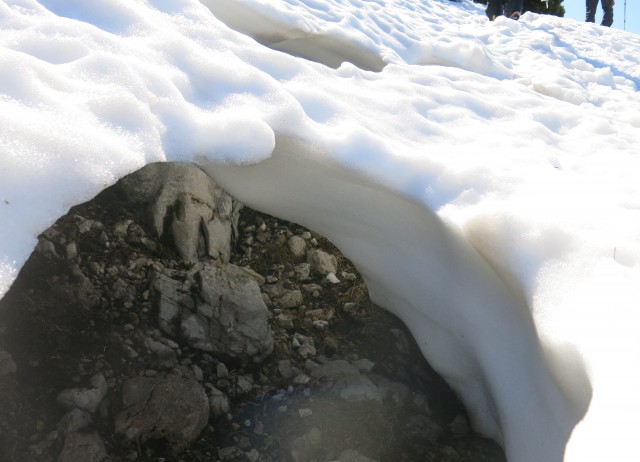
(486, 0), (523, 20)
(586, 0), (614, 27)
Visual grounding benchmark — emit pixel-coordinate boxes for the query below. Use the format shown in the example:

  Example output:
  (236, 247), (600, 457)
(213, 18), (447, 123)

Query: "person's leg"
(486, 0), (504, 20)
(585, 0), (598, 22)
(600, 0), (614, 27)
(505, 0), (523, 18)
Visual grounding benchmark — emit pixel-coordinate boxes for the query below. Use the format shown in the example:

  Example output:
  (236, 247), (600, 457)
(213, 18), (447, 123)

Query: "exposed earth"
(0, 163), (505, 462)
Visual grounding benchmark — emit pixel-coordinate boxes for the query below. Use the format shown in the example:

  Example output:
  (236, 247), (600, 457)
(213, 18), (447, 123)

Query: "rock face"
(116, 162), (241, 264)
(0, 162), (505, 462)
(152, 262), (274, 364)
(195, 263), (274, 362)
(115, 375), (209, 450)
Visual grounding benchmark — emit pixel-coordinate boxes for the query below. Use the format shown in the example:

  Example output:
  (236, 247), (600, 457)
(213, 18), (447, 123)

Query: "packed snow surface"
(1, 0), (639, 461)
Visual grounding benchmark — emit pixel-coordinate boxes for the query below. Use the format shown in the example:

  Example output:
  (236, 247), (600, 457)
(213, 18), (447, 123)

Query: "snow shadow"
(200, 0), (386, 71)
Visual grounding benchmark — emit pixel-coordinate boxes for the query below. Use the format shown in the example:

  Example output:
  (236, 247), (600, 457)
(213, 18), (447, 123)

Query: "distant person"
(486, 0), (523, 21)
(586, 0), (614, 27)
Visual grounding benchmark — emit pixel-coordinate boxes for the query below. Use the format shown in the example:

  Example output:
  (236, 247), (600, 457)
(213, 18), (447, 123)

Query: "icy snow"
(1, 0), (640, 461)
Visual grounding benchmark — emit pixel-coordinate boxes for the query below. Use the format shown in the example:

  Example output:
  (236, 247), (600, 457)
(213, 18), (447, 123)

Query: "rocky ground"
(0, 163), (505, 462)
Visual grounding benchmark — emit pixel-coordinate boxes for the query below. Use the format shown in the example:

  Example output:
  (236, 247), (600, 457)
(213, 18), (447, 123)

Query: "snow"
(1, 0), (639, 461)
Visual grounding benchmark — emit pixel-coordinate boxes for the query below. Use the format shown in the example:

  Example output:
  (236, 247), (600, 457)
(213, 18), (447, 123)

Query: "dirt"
(0, 180), (505, 462)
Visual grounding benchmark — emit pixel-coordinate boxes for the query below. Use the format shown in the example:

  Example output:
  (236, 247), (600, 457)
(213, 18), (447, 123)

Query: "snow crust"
(1, 0), (640, 460)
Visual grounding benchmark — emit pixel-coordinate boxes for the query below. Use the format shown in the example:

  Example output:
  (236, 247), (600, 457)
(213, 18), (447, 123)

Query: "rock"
(56, 373), (108, 413)
(325, 272), (341, 284)
(180, 313), (213, 351)
(288, 236), (307, 258)
(208, 386), (230, 419)
(293, 262), (311, 281)
(290, 427), (323, 462)
(115, 375), (209, 451)
(217, 362), (229, 378)
(117, 162), (240, 264)
(144, 337), (175, 360)
(190, 263), (274, 363)
(311, 360), (383, 403)
(236, 375), (254, 394)
(278, 359), (293, 379)
(352, 359), (375, 373)
(218, 446), (244, 461)
(275, 289), (303, 309)
(307, 249), (338, 275)
(0, 349), (17, 376)
(334, 448), (378, 462)
(57, 432), (107, 462)
(151, 270), (184, 337)
(57, 408), (93, 436)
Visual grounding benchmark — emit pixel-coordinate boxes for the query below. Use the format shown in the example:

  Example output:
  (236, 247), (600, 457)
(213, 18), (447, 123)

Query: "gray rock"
(208, 386), (230, 419)
(217, 362), (229, 378)
(117, 162), (240, 264)
(293, 262), (311, 281)
(151, 270), (184, 337)
(192, 263), (273, 363)
(0, 349), (17, 376)
(307, 249), (338, 275)
(180, 313), (214, 351)
(275, 289), (303, 309)
(57, 408), (93, 436)
(236, 375), (254, 394)
(352, 359), (375, 373)
(278, 359), (293, 379)
(56, 373), (108, 413)
(115, 375), (209, 450)
(290, 427), (323, 462)
(311, 360), (383, 403)
(57, 432), (106, 462)
(288, 236), (307, 258)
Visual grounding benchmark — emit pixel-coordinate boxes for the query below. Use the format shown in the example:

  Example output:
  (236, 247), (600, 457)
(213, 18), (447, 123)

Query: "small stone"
(57, 408), (93, 436)
(325, 272), (340, 284)
(56, 373), (108, 413)
(208, 386), (230, 419)
(0, 350), (17, 376)
(217, 363), (229, 378)
(192, 365), (204, 382)
(246, 448), (260, 462)
(298, 408), (313, 418)
(278, 359), (293, 379)
(352, 359), (375, 373)
(298, 343), (316, 358)
(293, 374), (310, 385)
(57, 432), (107, 462)
(312, 320), (329, 330)
(65, 242), (78, 260)
(236, 375), (253, 394)
(288, 236), (307, 258)
(276, 290), (303, 309)
(307, 249), (338, 275)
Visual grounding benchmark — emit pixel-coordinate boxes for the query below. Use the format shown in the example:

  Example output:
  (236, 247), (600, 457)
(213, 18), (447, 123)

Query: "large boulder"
(117, 162), (241, 263)
(151, 262), (274, 364)
(114, 375), (209, 451)
(189, 263), (274, 363)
